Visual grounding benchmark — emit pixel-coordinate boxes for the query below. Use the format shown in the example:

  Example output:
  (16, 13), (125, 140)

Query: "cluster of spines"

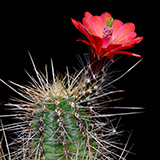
(26, 71), (106, 159)
(0, 58), (142, 159)
(30, 97), (93, 159)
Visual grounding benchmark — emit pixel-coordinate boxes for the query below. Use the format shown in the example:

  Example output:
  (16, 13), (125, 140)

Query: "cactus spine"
(30, 82), (95, 159)
(0, 55), (139, 160)
(0, 9), (144, 159)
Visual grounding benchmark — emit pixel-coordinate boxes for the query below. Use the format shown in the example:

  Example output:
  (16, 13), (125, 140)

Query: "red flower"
(71, 11), (143, 61)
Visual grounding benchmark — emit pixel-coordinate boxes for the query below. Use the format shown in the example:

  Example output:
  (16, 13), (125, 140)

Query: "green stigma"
(106, 17), (113, 27)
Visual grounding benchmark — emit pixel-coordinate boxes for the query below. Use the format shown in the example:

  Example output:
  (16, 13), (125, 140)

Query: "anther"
(102, 26), (114, 38)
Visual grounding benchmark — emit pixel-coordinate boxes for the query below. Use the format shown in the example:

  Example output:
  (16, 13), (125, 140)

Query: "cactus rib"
(0, 56), (142, 159)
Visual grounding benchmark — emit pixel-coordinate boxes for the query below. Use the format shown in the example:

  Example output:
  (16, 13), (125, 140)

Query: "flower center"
(102, 26), (114, 38)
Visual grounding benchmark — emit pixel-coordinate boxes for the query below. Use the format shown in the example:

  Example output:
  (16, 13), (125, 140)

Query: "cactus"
(0, 55), (142, 160)
(0, 11), (143, 160)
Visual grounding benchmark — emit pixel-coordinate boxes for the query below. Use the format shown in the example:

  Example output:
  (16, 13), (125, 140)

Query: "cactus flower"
(71, 11), (143, 61)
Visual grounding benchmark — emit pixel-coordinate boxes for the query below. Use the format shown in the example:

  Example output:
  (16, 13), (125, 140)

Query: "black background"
(0, 1), (156, 159)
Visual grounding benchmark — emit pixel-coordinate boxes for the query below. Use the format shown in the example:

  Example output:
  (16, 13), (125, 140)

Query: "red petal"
(125, 36), (143, 45)
(118, 44), (135, 50)
(103, 44), (122, 52)
(77, 38), (91, 46)
(113, 50), (141, 57)
(90, 16), (104, 37)
(103, 54), (114, 62)
(89, 35), (103, 56)
(71, 18), (94, 44)
(117, 31), (137, 44)
(102, 37), (111, 48)
(76, 21), (91, 40)
(101, 44), (122, 58)
(82, 17), (97, 35)
(108, 56), (114, 62)
(112, 23), (135, 44)
(77, 36), (104, 56)
(101, 12), (112, 24)
(112, 19), (123, 38)
(71, 18), (79, 29)
(84, 11), (93, 20)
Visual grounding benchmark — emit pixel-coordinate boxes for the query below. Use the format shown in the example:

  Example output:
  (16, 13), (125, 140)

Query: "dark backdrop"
(0, 2), (156, 159)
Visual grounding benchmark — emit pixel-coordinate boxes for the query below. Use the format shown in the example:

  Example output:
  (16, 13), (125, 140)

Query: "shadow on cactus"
(0, 11), (143, 160)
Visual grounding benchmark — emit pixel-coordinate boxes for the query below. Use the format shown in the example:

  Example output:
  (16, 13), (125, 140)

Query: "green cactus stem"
(0, 56), (143, 159)
(31, 96), (96, 159)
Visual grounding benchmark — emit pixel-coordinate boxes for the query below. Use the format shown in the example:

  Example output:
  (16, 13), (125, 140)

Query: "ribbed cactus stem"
(29, 78), (98, 159)
(0, 57), (142, 159)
